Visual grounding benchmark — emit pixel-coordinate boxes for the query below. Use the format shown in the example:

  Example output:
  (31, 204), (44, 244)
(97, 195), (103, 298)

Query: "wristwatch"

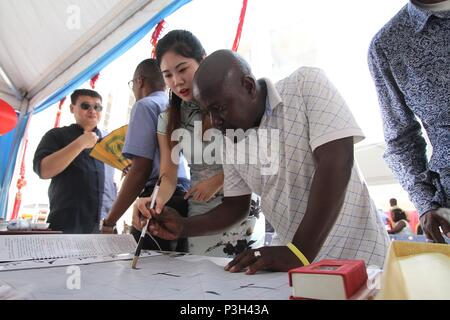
(100, 218), (117, 233)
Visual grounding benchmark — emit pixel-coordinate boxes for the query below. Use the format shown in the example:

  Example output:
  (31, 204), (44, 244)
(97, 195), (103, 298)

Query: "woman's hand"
(184, 173), (224, 202)
(132, 201), (148, 231)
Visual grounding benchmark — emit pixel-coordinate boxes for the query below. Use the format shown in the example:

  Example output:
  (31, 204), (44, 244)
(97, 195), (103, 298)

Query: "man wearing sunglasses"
(33, 89), (116, 234)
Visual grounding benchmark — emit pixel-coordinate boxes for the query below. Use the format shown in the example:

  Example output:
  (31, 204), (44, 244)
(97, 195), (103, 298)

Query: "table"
(0, 253), (291, 300)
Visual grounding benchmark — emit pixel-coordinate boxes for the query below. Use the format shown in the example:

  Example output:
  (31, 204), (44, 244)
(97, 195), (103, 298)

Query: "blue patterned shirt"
(368, 2), (450, 216)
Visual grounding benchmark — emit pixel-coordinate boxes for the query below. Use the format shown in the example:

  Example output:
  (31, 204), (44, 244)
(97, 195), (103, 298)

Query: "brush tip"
(131, 256), (139, 269)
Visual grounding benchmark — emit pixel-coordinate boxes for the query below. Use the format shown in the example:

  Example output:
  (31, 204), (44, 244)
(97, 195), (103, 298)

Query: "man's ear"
(137, 76), (144, 89)
(242, 76), (256, 97)
(69, 104), (75, 114)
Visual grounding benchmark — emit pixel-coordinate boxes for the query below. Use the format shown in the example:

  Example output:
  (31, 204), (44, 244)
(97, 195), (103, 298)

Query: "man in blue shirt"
(101, 59), (189, 251)
(368, 0), (450, 243)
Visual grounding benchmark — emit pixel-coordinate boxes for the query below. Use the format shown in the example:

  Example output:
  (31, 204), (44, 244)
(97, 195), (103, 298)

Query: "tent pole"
(0, 98), (30, 220)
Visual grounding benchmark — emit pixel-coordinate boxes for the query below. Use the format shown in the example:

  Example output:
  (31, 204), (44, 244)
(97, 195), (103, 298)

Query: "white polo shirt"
(223, 67), (389, 267)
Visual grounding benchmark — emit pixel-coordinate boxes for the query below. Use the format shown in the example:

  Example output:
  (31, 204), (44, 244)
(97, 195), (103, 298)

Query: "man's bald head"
(193, 50), (253, 100)
(193, 49), (267, 133)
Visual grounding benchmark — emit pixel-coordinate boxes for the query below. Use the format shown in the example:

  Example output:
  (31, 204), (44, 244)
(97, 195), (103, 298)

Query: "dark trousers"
(131, 186), (188, 252)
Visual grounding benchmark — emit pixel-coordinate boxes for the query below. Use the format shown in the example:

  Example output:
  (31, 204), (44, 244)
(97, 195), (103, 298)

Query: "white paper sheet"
(0, 234), (138, 262)
(0, 250), (160, 272)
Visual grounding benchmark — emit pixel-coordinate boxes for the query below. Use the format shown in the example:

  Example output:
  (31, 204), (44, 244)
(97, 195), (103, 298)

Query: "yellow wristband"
(287, 242), (310, 266)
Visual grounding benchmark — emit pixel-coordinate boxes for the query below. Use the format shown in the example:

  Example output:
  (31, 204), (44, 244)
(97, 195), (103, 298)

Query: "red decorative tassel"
(54, 97), (66, 128)
(232, 0), (248, 52)
(10, 139), (28, 220)
(11, 190), (22, 220)
(150, 20), (166, 58)
(90, 73), (100, 89)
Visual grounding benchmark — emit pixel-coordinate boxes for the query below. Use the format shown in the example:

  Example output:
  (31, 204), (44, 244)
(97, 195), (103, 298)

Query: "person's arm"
(103, 156), (152, 227)
(136, 133), (179, 217)
(103, 99), (162, 231)
(39, 131), (98, 179)
(387, 220), (406, 234)
(368, 41), (439, 216)
(368, 41), (449, 242)
(182, 194), (250, 236)
(291, 137), (354, 260)
(184, 172), (224, 202)
(155, 133), (179, 212)
(225, 138), (354, 274)
(144, 194), (251, 239)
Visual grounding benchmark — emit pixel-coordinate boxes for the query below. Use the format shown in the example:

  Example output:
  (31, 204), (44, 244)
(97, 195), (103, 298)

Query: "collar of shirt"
(181, 100), (201, 112)
(262, 78), (283, 117)
(72, 123), (99, 133)
(408, 1), (450, 32)
(147, 90), (167, 99)
(179, 100), (201, 129)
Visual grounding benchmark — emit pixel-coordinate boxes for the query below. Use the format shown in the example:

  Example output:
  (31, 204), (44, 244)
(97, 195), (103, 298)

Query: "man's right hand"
(77, 131), (98, 149)
(147, 206), (184, 240)
(132, 202), (184, 240)
(420, 209), (450, 243)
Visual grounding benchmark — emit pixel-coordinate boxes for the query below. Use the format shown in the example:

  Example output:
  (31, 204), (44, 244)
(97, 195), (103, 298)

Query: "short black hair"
(389, 198), (397, 206)
(70, 89), (102, 105)
(135, 59), (165, 91)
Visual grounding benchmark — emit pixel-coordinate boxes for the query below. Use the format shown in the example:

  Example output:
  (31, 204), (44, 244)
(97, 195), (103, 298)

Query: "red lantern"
(0, 99), (18, 135)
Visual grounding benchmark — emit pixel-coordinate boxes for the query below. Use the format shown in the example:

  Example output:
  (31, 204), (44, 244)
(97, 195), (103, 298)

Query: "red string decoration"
(150, 20), (166, 58)
(54, 97), (66, 128)
(11, 138), (28, 220)
(90, 73), (100, 89)
(232, 0), (248, 52)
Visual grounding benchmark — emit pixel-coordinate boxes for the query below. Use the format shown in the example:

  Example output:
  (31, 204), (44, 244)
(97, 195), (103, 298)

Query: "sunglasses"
(79, 102), (103, 112)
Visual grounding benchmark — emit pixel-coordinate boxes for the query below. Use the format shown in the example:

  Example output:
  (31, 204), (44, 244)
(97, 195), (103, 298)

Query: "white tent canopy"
(0, 0), (187, 113)
(0, 0), (190, 217)
(0, 0), (412, 216)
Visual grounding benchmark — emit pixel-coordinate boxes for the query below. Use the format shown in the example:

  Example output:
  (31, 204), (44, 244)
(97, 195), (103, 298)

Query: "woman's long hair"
(156, 30), (210, 149)
(391, 208), (408, 223)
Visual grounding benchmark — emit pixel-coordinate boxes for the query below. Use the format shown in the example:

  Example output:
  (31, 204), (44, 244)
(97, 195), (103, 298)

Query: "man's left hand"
(225, 246), (303, 274)
(420, 209), (450, 243)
